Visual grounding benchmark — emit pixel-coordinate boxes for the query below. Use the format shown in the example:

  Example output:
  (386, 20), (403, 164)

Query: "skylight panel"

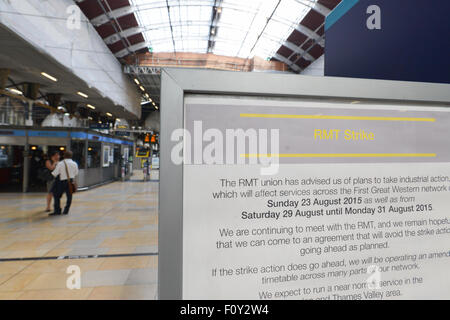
(130, 0), (318, 57)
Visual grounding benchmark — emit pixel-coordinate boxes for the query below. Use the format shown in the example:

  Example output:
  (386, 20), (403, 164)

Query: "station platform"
(0, 171), (158, 300)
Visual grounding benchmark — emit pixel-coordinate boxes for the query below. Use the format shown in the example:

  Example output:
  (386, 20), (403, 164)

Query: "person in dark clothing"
(50, 151), (79, 216)
(45, 151), (60, 212)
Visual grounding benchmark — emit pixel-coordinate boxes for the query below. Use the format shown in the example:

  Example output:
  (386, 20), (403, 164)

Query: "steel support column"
(0, 69), (10, 89)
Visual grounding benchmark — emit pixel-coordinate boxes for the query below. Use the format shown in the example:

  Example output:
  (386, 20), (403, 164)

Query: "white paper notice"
(183, 164), (450, 300)
(182, 97), (450, 300)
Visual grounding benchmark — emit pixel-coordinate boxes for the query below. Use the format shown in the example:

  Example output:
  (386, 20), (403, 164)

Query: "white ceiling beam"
(293, 0), (331, 17)
(312, 2), (331, 16)
(115, 42), (148, 58)
(103, 27), (144, 45)
(295, 24), (322, 45)
(90, 6), (136, 27)
(282, 41), (315, 61)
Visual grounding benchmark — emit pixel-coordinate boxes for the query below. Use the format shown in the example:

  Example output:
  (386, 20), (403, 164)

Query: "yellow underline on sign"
(240, 114), (436, 122)
(241, 153), (437, 158)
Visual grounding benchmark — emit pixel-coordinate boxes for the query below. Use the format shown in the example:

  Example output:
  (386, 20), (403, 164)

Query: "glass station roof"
(130, 0), (317, 59)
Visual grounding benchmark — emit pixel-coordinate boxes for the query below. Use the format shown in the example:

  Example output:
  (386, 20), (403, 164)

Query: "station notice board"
(159, 69), (450, 300)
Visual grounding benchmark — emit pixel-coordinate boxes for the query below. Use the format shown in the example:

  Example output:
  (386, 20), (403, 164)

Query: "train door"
(0, 144), (24, 192)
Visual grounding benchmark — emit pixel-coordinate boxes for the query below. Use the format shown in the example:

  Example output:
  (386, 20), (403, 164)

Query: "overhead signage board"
(325, 0), (450, 84)
(115, 131), (131, 137)
(159, 68), (450, 301)
(90, 123), (110, 130)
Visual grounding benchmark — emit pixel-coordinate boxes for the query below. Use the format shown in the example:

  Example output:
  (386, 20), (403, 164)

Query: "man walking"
(50, 151), (79, 216)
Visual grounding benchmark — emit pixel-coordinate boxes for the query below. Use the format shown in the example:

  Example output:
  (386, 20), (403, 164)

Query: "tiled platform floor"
(0, 171), (158, 300)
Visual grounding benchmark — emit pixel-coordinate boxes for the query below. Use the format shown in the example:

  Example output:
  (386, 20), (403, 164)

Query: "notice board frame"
(158, 67), (450, 300)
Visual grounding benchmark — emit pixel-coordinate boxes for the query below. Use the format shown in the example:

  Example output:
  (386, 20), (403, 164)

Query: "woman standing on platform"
(45, 151), (60, 212)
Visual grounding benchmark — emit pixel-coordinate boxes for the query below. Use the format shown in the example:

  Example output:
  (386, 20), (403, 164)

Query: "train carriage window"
(71, 140), (86, 168)
(87, 142), (101, 168)
(0, 145), (23, 168)
(113, 145), (120, 165)
(0, 145), (24, 192)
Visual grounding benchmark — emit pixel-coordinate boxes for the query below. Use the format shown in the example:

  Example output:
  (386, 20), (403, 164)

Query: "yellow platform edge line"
(240, 114), (436, 122)
(241, 153), (437, 158)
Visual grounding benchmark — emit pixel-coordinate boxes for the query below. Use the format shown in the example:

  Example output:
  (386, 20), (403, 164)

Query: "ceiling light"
(106, 112), (113, 117)
(155, 106), (159, 110)
(87, 104), (96, 110)
(140, 86), (145, 92)
(41, 72), (58, 82)
(77, 91), (88, 98)
(134, 78), (140, 85)
(9, 88), (23, 95)
(64, 113), (70, 116)
(88, 116), (93, 120)
(57, 106), (64, 110)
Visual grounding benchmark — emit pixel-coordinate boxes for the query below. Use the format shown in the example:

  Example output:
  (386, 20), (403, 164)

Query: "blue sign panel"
(86, 133), (132, 146)
(0, 130), (26, 136)
(29, 131), (69, 138)
(88, 134), (101, 141)
(70, 132), (88, 139)
(325, 0), (450, 84)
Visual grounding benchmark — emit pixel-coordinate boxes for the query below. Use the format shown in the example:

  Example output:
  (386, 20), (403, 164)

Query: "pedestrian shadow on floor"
(2, 210), (61, 225)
